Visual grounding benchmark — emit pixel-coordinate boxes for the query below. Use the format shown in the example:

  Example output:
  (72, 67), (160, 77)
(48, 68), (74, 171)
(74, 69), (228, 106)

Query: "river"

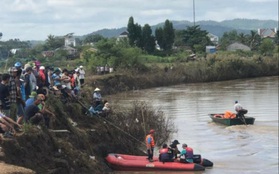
(107, 76), (278, 174)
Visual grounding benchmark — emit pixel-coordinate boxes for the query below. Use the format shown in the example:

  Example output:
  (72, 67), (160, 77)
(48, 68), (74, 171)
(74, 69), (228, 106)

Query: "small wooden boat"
(209, 113), (255, 126)
(106, 153), (213, 171)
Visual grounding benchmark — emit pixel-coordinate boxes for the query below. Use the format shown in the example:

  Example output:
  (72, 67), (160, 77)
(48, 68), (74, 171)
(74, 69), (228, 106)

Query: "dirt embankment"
(0, 93), (147, 174)
(0, 162), (35, 174)
(0, 72), (181, 173)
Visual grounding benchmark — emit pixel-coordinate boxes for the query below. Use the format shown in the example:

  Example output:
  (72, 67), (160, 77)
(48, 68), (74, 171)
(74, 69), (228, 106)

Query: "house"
(258, 28), (277, 38)
(64, 33), (76, 47)
(10, 48), (21, 55)
(60, 45), (77, 55)
(227, 42), (251, 51)
(207, 33), (219, 45)
(116, 31), (129, 42)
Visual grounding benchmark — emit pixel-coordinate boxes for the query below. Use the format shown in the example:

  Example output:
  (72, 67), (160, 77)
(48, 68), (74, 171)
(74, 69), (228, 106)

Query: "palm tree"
(248, 30), (261, 51)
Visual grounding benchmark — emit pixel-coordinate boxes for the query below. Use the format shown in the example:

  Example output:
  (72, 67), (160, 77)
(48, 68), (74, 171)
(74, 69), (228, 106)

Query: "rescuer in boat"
(234, 101), (248, 118)
(169, 139), (180, 160)
(146, 129), (155, 162)
(159, 144), (173, 163)
(179, 143), (194, 163)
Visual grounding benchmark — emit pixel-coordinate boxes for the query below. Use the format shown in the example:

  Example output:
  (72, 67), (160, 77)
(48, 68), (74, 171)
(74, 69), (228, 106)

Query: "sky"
(0, 0), (278, 41)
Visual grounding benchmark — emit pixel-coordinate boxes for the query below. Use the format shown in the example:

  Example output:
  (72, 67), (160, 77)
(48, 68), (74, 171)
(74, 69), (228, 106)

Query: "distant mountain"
(85, 19), (278, 38)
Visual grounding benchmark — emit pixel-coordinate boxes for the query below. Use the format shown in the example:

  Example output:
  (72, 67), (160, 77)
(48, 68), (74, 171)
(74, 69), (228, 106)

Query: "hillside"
(86, 18), (278, 38)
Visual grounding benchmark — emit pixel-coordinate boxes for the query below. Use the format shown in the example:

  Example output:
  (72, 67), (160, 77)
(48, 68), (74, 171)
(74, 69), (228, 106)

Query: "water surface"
(108, 76), (278, 174)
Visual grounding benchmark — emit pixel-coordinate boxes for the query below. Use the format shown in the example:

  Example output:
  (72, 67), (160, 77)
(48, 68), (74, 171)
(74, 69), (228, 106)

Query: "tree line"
(0, 16), (278, 71)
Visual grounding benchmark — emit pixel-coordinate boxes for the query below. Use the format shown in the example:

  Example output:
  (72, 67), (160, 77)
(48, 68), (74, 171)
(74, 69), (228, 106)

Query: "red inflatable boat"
(105, 153), (211, 171)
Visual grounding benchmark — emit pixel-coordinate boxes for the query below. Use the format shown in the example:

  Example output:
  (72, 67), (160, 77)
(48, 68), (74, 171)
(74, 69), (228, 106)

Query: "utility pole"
(193, 0), (196, 26)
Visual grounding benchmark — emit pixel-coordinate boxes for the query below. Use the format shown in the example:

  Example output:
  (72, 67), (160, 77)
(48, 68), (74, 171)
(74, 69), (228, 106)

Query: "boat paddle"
(239, 114), (247, 126)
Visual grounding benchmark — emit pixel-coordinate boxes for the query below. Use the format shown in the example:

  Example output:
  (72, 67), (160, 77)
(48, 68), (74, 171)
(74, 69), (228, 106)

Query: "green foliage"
(127, 16), (142, 48)
(83, 34), (104, 44)
(22, 122), (34, 133)
(114, 47), (145, 70)
(259, 38), (275, 55)
(45, 34), (64, 50)
(155, 20), (175, 52)
(127, 16), (136, 46)
(182, 25), (212, 53)
(219, 30), (261, 51)
(142, 24), (155, 54)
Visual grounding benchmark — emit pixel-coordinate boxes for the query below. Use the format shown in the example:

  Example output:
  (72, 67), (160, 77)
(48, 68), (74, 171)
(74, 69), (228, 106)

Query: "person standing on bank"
(78, 66), (85, 86)
(0, 74), (11, 116)
(93, 88), (102, 106)
(146, 129), (155, 162)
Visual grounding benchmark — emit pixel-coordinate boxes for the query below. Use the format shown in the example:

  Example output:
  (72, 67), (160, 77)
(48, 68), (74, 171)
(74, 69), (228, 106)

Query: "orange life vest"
(159, 148), (169, 154)
(224, 111), (236, 119)
(145, 134), (155, 148)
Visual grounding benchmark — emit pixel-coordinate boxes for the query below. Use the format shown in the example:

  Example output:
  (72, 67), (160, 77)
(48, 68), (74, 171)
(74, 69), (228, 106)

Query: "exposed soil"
(0, 93), (147, 174)
(0, 162), (35, 174)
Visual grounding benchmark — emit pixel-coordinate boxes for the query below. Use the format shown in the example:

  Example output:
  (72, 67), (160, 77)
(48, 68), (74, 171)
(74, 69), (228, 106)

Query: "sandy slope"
(0, 162), (35, 174)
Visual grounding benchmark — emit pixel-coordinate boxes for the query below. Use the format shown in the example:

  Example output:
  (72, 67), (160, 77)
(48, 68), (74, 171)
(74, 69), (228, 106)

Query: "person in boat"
(179, 143), (194, 163)
(159, 143), (173, 163)
(145, 129), (155, 162)
(234, 101), (248, 118)
(169, 139), (180, 159)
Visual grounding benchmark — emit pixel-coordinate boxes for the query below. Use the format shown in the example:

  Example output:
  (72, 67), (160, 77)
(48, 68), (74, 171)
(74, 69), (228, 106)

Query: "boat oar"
(239, 114), (247, 126)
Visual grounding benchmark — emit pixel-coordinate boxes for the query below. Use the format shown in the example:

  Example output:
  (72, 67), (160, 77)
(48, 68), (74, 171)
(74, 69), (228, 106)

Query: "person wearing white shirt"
(78, 66), (85, 86)
(234, 101), (248, 118)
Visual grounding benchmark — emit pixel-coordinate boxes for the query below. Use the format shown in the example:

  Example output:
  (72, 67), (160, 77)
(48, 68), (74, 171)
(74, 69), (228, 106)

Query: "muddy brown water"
(107, 76), (278, 174)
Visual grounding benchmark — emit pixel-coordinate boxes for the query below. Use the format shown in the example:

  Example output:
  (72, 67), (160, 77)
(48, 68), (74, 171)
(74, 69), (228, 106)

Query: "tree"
(163, 20), (175, 51)
(127, 17), (137, 46)
(238, 33), (248, 45)
(155, 20), (175, 51)
(127, 16), (143, 48)
(83, 34), (104, 44)
(259, 38), (275, 55)
(182, 25), (211, 53)
(142, 24), (155, 54)
(45, 35), (64, 50)
(247, 30), (261, 51)
(274, 30), (279, 45)
(219, 30), (239, 50)
(155, 28), (164, 49)
(134, 23), (143, 48)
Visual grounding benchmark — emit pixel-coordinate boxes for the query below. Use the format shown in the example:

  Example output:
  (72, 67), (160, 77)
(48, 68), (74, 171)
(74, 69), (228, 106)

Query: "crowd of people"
(0, 60), (110, 140)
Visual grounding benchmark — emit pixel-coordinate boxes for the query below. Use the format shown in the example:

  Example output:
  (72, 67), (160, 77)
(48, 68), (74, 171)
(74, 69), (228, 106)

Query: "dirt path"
(1, 140), (35, 174)
(0, 162), (35, 174)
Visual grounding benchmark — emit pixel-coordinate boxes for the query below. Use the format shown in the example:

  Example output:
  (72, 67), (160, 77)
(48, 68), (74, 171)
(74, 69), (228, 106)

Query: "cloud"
(140, 9), (173, 16)
(246, 0), (276, 2)
(0, 0), (277, 40)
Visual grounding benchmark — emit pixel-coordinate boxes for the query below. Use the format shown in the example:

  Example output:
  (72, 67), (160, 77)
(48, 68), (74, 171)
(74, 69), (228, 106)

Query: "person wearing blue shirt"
(52, 68), (63, 87)
(25, 91), (37, 108)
